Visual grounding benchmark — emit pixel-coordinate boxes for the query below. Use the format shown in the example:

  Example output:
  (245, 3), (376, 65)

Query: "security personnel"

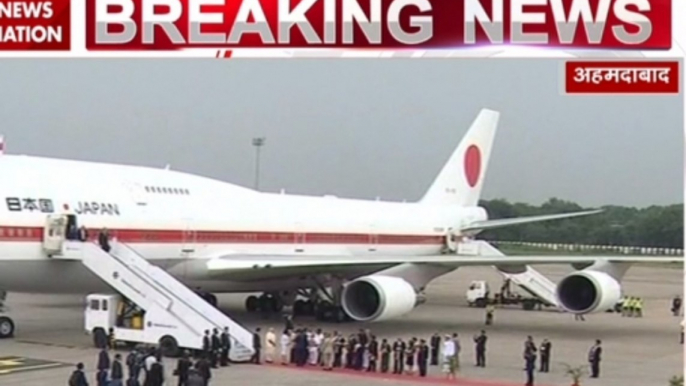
(588, 340), (602, 378)
(210, 328), (221, 368)
(380, 339), (391, 373)
(201, 330), (211, 360)
(392, 338), (405, 374)
(417, 339), (429, 377)
(524, 346), (536, 386)
(672, 295), (682, 317)
(473, 330), (487, 367)
(252, 327), (262, 364)
(220, 327), (231, 367)
(429, 333), (440, 366)
(539, 339), (551, 372)
(635, 297), (643, 317)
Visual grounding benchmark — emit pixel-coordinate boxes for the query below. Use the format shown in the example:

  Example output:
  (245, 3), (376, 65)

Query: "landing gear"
(245, 293), (284, 314)
(194, 289), (218, 308)
(0, 291), (14, 339)
(0, 316), (15, 338)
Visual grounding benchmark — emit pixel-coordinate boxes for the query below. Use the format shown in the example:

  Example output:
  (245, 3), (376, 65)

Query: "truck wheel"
(522, 300), (536, 311)
(93, 328), (107, 349)
(0, 316), (14, 338)
(159, 336), (179, 358)
(475, 298), (487, 308)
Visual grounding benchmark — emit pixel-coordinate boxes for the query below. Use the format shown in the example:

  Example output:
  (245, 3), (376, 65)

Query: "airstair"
(461, 240), (560, 308)
(59, 241), (254, 361)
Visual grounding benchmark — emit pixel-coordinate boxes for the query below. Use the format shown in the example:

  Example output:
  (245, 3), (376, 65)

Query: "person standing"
(321, 332), (335, 370)
(380, 339), (391, 373)
(195, 356), (211, 386)
(252, 327), (262, 364)
(367, 335), (378, 372)
(202, 330), (211, 361)
(96, 347), (111, 386)
(210, 329), (221, 368)
(452, 333), (461, 372)
(429, 333), (440, 366)
(588, 340), (602, 378)
(265, 328), (276, 363)
(473, 330), (487, 367)
(220, 327), (231, 367)
(280, 329), (291, 365)
(111, 354), (124, 386)
(635, 297), (643, 317)
(125, 349), (139, 382)
(175, 351), (192, 386)
(404, 338), (416, 375)
(442, 335), (456, 380)
(539, 339), (551, 373)
(392, 338), (404, 374)
(68, 363), (89, 386)
(485, 304), (495, 325)
(98, 228), (111, 252)
(524, 347), (536, 386)
(333, 334), (344, 368)
(672, 295), (682, 316)
(417, 339), (429, 377)
(283, 314), (294, 331)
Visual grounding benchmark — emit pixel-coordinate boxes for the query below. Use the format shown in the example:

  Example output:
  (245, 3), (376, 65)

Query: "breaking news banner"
(74, 0), (672, 51)
(565, 61), (680, 94)
(0, 0), (70, 50)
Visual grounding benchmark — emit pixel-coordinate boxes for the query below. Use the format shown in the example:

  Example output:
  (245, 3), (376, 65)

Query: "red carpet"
(263, 362), (555, 386)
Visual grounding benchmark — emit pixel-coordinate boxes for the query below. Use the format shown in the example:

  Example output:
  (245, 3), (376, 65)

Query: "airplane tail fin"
(420, 108), (499, 207)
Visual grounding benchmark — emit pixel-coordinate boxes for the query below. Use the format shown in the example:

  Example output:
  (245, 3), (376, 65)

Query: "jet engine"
(556, 270), (622, 314)
(341, 275), (418, 322)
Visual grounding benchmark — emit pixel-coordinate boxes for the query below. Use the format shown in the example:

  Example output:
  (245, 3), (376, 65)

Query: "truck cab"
(85, 294), (146, 350)
(466, 280), (490, 307)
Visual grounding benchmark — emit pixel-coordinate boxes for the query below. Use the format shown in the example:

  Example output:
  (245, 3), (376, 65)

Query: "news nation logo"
(565, 61), (680, 94)
(85, 0), (671, 50)
(0, 0), (70, 50)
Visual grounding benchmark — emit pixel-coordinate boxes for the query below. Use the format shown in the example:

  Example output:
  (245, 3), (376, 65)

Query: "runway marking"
(264, 363), (555, 386)
(0, 356), (70, 375)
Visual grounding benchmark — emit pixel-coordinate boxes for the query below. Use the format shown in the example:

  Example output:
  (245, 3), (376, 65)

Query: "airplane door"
(181, 220), (196, 257)
(43, 214), (67, 255)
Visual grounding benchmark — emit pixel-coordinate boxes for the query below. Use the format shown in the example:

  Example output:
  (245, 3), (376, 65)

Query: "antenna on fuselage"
(0, 135), (5, 155)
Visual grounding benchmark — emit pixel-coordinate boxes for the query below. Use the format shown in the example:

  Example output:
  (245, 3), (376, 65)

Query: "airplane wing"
(205, 253), (682, 281)
(460, 209), (603, 233)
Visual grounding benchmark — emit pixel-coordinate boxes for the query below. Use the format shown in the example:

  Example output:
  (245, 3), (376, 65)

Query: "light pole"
(252, 137), (266, 190)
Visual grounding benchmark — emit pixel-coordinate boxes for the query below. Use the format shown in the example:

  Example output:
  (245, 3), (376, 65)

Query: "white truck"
(85, 293), (188, 354)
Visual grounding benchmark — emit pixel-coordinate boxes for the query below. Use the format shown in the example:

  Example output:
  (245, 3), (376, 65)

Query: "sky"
(0, 59), (682, 208)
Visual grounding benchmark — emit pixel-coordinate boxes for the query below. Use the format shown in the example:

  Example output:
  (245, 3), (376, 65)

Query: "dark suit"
(539, 342), (551, 372)
(417, 345), (429, 376)
(474, 335), (487, 367)
(429, 335), (440, 366)
(589, 345), (602, 378)
(252, 332), (262, 364)
(220, 332), (231, 366)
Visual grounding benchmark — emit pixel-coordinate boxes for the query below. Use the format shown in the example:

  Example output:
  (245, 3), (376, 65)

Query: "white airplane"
(0, 108), (679, 332)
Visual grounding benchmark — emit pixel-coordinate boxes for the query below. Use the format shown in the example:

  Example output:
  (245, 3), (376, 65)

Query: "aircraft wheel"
(159, 335), (180, 357)
(0, 316), (14, 338)
(333, 307), (348, 323)
(93, 328), (107, 349)
(314, 302), (331, 321)
(246, 296), (259, 312)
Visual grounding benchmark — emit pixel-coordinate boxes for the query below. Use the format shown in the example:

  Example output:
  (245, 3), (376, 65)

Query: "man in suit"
(588, 340), (602, 378)
(473, 330), (487, 367)
(252, 327), (262, 364)
(539, 339), (551, 372)
(220, 327), (231, 366)
(429, 333), (440, 366)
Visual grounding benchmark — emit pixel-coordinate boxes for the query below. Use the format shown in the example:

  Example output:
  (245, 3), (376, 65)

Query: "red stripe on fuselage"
(0, 226), (445, 245)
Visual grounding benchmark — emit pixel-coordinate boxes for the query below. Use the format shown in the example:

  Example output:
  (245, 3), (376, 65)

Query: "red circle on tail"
(464, 145), (481, 188)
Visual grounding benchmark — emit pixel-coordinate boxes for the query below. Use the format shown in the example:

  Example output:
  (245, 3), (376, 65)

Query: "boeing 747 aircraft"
(0, 109), (679, 336)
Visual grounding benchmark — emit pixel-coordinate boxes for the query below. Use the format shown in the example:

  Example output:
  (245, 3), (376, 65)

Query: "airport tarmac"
(0, 264), (682, 386)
